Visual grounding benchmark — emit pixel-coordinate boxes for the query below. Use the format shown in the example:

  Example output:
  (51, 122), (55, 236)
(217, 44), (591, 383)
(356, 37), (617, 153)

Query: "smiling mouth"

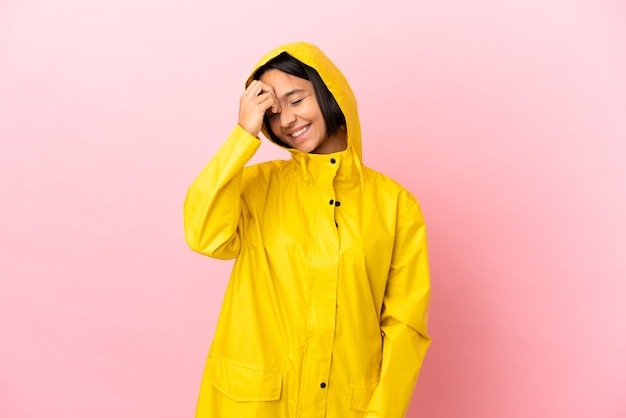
(290, 125), (310, 139)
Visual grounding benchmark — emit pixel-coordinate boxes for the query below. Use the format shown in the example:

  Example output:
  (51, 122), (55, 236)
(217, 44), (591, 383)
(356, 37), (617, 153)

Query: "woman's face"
(259, 69), (345, 154)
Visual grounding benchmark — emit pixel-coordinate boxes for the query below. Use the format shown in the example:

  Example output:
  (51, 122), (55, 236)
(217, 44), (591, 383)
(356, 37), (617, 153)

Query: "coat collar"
(287, 145), (364, 190)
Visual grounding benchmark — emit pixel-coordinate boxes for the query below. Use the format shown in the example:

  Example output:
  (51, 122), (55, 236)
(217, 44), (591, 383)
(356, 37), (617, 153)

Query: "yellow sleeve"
(366, 191), (432, 418)
(183, 124), (261, 260)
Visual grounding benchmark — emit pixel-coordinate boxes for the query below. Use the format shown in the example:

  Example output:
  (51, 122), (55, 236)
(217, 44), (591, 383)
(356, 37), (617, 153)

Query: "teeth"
(291, 125), (309, 138)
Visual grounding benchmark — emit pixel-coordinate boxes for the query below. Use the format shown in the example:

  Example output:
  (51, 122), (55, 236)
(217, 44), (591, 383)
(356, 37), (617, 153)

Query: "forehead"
(259, 69), (313, 96)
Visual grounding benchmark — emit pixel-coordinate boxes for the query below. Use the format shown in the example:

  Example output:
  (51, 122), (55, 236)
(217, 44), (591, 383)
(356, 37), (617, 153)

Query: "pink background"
(1, 0), (625, 417)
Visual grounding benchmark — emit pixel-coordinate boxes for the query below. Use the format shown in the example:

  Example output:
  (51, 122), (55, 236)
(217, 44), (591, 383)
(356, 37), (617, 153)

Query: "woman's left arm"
(366, 190), (432, 418)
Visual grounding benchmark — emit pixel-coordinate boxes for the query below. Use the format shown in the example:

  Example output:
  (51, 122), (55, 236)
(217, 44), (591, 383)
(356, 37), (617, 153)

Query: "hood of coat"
(246, 42), (362, 161)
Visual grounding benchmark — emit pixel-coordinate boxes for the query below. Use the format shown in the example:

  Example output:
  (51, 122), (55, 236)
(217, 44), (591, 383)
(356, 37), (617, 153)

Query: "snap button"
(320, 382), (327, 389)
(334, 201), (341, 206)
(330, 158), (336, 164)
(329, 199), (334, 205)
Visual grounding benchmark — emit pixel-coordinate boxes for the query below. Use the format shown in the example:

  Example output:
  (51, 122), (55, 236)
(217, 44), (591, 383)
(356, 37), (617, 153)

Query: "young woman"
(184, 42), (431, 418)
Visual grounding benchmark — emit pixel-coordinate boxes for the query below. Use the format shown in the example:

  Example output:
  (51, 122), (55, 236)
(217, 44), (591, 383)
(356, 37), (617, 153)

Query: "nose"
(279, 108), (296, 128)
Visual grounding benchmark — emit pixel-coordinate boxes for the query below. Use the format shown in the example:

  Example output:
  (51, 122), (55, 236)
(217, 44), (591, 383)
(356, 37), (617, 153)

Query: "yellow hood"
(246, 42), (362, 160)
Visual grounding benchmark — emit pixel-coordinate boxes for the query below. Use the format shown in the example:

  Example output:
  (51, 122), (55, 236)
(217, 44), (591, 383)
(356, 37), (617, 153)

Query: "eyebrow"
(282, 89), (306, 99)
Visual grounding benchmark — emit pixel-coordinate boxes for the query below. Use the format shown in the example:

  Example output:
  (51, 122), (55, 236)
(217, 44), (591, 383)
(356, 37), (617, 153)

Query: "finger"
(256, 92), (277, 111)
(257, 81), (277, 98)
(255, 83), (280, 113)
(270, 94), (281, 114)
(257, 94), (280, 115)
(256, 91), (282, 114)
(243, 80), (263, 98)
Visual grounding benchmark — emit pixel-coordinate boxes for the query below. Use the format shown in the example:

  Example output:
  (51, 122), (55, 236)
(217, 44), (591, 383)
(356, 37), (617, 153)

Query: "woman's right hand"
(238, 80), (281, 137)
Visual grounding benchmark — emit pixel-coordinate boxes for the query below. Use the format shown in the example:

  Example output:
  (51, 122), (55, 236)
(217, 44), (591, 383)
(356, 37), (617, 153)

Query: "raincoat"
(184, 42), (431, 418)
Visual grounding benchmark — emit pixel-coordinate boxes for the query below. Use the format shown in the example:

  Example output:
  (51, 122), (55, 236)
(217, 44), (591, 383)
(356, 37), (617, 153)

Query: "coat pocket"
(207, 353), (283, 402)
(349, 376), (380, 411)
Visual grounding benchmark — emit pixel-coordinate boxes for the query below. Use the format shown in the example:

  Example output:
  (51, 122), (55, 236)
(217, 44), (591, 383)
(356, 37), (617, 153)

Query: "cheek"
(311, 112), (327, 135)
(306, 104), (325, 131)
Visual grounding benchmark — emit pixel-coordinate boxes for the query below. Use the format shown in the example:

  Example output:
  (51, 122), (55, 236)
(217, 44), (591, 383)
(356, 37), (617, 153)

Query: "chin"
(294, 145), (314, 153)
(285, 138), (315, 153)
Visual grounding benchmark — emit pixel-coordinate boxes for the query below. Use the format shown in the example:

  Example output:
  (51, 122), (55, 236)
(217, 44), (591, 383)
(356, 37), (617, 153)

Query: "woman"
(184, 42), (431, 418)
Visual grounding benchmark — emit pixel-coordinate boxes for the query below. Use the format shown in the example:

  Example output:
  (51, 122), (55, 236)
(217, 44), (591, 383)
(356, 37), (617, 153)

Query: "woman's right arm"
(183, 80), (279, 259)
(183, 125), (261, 260)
